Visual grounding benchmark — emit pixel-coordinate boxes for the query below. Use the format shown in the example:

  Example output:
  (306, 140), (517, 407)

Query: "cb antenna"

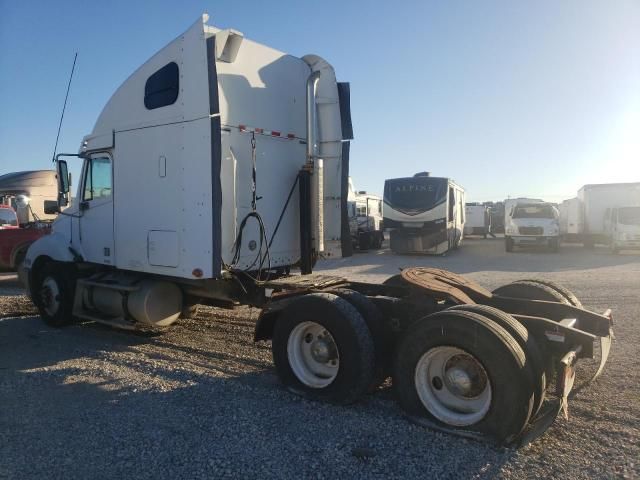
(51, 52), (78, 163)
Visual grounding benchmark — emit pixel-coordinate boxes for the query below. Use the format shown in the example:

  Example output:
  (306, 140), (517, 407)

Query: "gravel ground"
(0, 239), (638, 479)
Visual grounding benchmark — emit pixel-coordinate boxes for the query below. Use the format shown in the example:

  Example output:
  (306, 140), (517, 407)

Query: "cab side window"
(83, 157), (112, 201)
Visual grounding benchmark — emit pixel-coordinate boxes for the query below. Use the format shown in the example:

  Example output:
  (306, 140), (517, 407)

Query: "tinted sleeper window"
(144, 62), (179, 110)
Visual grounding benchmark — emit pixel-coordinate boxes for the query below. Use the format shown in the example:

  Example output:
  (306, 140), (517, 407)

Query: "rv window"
(83, 157), (112, 201)
(383, 177), (447, 214)
(144, 62), (179, 110)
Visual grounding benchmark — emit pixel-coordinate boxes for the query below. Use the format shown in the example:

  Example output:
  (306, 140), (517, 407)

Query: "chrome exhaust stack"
(306, 70), (324, 253)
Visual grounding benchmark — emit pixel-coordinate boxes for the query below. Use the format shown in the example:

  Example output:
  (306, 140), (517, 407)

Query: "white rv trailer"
(346, 178), (384, 249)
(22, 15), (613, 444)
(0, 170), (59, 224)
(577, 183), (640, 247)
(383, 173), (465, 254)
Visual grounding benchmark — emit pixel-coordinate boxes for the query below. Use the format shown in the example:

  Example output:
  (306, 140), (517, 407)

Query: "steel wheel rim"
(414, 346), (492, 426)
(287, 321), (339, 388)
(40, 276), (61, 317)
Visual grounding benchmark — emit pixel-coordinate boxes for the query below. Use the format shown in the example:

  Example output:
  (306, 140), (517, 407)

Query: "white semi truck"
(383, 173), (465, 254)
(23, 15), (613, 445)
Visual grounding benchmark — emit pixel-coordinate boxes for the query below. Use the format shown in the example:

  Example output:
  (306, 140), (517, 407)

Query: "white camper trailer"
(23, 15), (613, 444)
(0, 170), (58, 224)
(383, 173), (465, 254)
(347, 177), (384, 250)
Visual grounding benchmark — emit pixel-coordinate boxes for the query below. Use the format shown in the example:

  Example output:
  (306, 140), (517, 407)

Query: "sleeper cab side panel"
(216, 40), (309, 269)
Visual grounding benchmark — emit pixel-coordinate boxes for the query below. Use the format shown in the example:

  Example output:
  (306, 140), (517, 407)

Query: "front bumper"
(614, 240), (640, 249)
(511, 235), (556, 245)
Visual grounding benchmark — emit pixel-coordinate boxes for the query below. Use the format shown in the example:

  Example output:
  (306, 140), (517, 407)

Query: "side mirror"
(56, 160), (70, 207)
(44, 200), (60, 215)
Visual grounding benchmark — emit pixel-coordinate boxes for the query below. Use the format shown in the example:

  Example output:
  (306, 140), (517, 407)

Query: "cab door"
(79, 154), (115, 265)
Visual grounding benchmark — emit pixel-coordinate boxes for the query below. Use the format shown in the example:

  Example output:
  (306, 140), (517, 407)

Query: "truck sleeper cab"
(23, 15), (613, 446)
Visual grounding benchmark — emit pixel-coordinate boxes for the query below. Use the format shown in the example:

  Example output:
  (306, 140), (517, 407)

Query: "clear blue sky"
(1, 0), (638, 202)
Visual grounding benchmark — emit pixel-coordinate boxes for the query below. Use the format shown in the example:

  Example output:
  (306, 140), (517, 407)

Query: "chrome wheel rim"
(40, 276), (61, 317)
(415, 346), (492, 426)
(287, 321), (339, 388)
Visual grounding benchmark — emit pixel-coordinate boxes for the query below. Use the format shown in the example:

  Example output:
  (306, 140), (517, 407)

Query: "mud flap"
(571, 327), (613, 396)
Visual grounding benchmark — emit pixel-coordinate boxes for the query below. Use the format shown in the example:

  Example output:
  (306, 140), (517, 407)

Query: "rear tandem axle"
(254, 268), (613, 446)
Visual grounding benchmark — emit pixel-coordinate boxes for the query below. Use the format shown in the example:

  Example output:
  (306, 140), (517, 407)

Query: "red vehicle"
(0, 205), (19, 230)
(0, 224), (50, 272)
(0, 170), (58, 272)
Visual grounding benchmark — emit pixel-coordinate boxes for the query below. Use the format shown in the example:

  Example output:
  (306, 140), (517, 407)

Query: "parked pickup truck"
(0, 221), (51, 272)
(0, 170), (58, 272)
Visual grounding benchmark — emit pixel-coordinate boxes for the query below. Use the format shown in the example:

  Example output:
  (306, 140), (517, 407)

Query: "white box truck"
(577, 183), (640, 248)
(22, 14), (612, 445)
(464, 203), (489, 238)
(504, 198), (560, 252)
(559, 197), (583, 242)
(605, 206), (640, 252)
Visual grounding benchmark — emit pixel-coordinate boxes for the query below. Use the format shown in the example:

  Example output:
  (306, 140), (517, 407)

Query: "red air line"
(236, 124), (296, 140)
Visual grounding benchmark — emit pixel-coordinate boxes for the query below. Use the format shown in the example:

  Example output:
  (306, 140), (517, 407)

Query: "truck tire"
(13, 249), (26, 273)
(272, 293), (375, 404)
(394, 310), (534, 444)
(358, 233), (372, 251)
(447, 304), (546, 417)
(610, 240), (619, 255)
(505, 237), (514, 252)
(492, 280), (569, 304)
(33, 262), (77, 327)
(331, 288), (392, 389)
(514, 279), (583, 308)
(180, 304), (199, 319)
(374, 232), (384, 249)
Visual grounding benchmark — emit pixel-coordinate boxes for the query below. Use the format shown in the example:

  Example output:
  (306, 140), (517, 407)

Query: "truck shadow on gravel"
(0, 314), (521, 479)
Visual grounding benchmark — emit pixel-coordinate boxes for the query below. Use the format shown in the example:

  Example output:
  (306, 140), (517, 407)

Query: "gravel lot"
(1, 238), (638, 479)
